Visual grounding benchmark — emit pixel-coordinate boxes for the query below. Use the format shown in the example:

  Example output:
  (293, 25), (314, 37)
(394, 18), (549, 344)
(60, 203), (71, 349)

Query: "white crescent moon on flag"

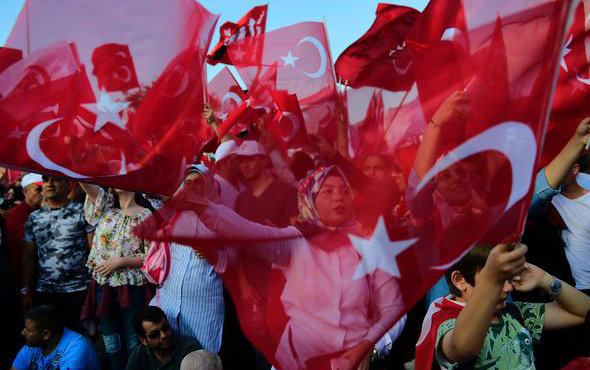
(222, 91), (243, 107)
(576, 73), (590, 85)
(281, 111), (301, 142)
(297, 36), (327, 79)
(26, 118), (89, 179)
(415, 122), (537, 213)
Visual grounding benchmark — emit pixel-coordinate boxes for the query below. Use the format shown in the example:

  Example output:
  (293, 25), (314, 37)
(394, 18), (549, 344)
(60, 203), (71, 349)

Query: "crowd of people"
(0, 98), (589, 370)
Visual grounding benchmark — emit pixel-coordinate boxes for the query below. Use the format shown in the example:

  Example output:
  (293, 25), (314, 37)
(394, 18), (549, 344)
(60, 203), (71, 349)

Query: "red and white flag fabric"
(207, 5), (268, 66)
(0, 0), (218, 195)
(227, 22), (340, 139)
(269, 90), (308, 149)
(541, 0), (590, 168)
(415, 296), (464, 370)
(136, 1), (572, 369)
(207, 67), (247, 122)
(335, 4), (419, 92)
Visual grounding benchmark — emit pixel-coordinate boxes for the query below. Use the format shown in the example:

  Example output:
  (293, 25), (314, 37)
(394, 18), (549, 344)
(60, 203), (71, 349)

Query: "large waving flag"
(541, 0), (590, 167)
(207, 5), (268, 66)
(227, 22), (340, 140)
(335, 4), (419, 92)
(137, 1), (573, 369)
(0, 0), (218, 195)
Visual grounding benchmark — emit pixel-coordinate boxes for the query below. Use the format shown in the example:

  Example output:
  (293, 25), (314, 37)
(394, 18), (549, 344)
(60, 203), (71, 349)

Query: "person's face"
(238, 155), (267, 181)
(6, 188), (14, 200)
(456, 271), (514, 312)
(314, 176), (354, 227)
(140, 319), (173, 351)
(24, 184), (43, 208)
(42, 176), (70, 201)
(435, 163), (472, 206)
(362, 155), (390, 181)
(184, 172), (205, 196)
(21, 319), (46, 347)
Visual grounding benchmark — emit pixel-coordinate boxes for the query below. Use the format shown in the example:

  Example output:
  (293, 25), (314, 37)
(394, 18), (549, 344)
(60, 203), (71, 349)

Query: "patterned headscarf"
(185, 164), (220, 203)
(298, 165), (353, 228)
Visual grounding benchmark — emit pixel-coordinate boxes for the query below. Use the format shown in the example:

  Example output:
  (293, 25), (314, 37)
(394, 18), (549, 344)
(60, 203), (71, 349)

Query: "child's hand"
(479, 243), (527, 284)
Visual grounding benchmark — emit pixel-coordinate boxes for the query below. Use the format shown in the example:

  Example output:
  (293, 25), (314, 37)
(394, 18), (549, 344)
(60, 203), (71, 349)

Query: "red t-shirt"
(4, 201), (34, 289)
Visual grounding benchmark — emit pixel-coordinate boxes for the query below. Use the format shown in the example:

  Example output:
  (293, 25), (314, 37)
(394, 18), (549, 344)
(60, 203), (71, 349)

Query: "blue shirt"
(153, 242), (224, 352)
(12, 328), (100, 370)
(528, 167), (562, 217)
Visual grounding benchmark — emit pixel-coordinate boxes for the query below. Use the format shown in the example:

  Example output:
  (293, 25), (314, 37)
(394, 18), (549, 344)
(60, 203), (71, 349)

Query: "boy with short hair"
(416, 243), (590, 369)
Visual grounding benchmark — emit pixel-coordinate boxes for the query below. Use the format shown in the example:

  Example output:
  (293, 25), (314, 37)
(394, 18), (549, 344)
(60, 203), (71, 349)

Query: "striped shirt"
(151, 241), (224, 352)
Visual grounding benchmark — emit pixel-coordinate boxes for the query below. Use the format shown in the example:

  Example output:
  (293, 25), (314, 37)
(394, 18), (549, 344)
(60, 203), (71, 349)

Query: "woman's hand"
(94, 257), (123, 277)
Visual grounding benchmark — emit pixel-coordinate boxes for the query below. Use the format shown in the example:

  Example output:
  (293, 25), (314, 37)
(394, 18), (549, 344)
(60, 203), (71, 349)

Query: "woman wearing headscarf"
(148, 164), (225, 353)
(166, 165), (405, 369)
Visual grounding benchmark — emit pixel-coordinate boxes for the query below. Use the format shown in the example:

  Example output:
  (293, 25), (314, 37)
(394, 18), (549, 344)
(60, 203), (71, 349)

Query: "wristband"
(428, 118), (442, 128)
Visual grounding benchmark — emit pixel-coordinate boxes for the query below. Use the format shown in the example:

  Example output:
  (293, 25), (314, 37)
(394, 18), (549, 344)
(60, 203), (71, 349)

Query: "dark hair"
(25, 305), (63, 335)
(7, 185), (24, 201)
(577, 153), (590, 173)
(133, 306), (167, 337)
(109, 188), (156, 214)
(445, 245), (494, 297)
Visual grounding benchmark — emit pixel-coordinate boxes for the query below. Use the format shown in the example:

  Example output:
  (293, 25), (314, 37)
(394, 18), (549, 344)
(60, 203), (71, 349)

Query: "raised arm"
(544, 117), (590, 189)
(78, 182), (101, 203)
(441, 244), (526, 363)
(512, 262), (590, 330)
(414, 91), (470, 179)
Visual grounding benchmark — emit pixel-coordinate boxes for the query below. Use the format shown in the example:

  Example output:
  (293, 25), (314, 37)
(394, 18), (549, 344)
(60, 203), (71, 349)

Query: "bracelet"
(428, 118), (442, 128)
(20, 287), (30, 295)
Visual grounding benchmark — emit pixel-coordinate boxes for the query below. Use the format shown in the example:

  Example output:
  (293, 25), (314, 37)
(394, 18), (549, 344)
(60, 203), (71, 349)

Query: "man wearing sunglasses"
(126, 306), (202, 370)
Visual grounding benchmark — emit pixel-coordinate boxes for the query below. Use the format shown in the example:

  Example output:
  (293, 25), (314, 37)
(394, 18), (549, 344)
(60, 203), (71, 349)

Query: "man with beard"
(11, 305), (99, 369)
(126, 306), (202, 370)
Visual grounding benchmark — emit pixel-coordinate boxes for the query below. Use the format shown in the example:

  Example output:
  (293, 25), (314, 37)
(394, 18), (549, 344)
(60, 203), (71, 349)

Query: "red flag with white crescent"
(0, 0), (218, 195)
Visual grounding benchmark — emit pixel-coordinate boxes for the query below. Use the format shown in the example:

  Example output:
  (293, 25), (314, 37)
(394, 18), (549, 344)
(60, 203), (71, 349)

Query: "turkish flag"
(0, 47), (22, 75)
(347, 88), (387, 161)
(207, 67), (247, 122)
(136, 1), (572, 369)
(227, 22), (340, 139)
(540, 1), (590, 168)
(215, 62), (277, 139)
(91, 43), (140, 92)
(268, 90), (308, 149)
(0, 0), (218, 195)
(335, 4), (419, 92)
(207, 5), (267, 66)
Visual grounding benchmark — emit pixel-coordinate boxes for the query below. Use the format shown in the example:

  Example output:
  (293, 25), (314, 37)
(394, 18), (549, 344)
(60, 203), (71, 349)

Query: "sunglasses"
(146, 322), (171, 340)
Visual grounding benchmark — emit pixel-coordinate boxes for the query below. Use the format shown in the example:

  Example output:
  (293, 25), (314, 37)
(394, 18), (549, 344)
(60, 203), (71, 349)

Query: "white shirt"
(552, 192), (590, 289)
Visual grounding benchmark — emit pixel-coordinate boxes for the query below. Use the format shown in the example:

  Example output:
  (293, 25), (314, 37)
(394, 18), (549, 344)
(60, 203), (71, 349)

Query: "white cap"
(214, 140), (239, 162)
(21, 173), (43, 188)
(235, 140), (267, 157)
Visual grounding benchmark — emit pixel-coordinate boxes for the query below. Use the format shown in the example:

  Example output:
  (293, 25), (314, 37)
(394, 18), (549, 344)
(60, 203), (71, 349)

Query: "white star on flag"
(82, 90), (130, 132)
(233, 46), (246, 62)
(349, 217), (418, 280)
(560, 34), (573, 72)
(281, 50), (299, 67)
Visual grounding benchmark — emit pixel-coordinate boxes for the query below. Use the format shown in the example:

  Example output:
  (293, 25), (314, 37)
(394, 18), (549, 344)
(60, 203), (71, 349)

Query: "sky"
(0, 0), (429, 82)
